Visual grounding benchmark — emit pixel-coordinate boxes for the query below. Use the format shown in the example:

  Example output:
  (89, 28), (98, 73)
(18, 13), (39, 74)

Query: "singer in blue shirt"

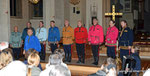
(21, 22), (35, 41)
(24, 28), (41, 54)
(48, 20), (60, 53)
(36, 21), (47, 60)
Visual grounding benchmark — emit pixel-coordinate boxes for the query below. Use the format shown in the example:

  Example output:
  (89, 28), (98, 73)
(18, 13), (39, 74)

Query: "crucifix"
(105, 5), (123, 21)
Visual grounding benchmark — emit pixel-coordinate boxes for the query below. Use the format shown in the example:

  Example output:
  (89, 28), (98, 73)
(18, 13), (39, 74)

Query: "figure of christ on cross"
(105, 5), (123, 21)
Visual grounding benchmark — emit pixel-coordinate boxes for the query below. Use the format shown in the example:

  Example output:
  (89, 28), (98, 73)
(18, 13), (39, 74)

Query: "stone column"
(43, 0), (55, 30)
(97, 0), (103, 26)
(43, 0), (55, 53)
(55, 0), (64, 37)
(103, 0), (111, 35)
(85, 0), (91, 30)
(0, 0), (10, 42)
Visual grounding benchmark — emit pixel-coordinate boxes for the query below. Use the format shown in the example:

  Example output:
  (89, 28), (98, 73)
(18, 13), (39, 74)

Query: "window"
(30, 0), (43, 18)
(10, 0), (22, 17)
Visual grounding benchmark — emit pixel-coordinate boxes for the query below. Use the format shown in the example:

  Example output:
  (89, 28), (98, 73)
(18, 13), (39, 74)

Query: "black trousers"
(39, 43), (46, 60)
(12, 48), (21, 60)
(107, 46), (116, 59)
(76, 43), (85, 61)
(50, 43), (57, 53)
(91, 45), (99, 62)
(63, 44), (71, 54)
(63, 44), (72, 62)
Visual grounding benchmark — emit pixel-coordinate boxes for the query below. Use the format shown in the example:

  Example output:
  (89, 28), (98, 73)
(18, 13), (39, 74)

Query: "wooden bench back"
(40, 63), (100, 76)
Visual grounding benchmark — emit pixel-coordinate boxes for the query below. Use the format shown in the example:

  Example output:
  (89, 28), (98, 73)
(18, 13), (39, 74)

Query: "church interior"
(0, 0), (150, 76)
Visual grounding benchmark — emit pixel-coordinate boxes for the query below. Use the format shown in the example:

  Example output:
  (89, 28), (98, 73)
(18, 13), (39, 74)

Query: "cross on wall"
(105, 5), (123, 21)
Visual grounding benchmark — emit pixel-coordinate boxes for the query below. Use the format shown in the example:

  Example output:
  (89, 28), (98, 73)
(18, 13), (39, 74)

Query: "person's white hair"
(40, 54), (71, 76)
(46, 54), (61, 68)
(0, 42), (9, 51)
(54, 49), (65, 60)
(49, 64), (71, 76)
(53, 49), (68, 68)
(107, 57), (115, 65)
(143, 69), (150, 76)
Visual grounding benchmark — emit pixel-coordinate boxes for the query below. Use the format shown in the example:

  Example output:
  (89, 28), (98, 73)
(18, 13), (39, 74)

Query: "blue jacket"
(21, 27), (35, 41)
(48, 26), (60, 42)
(36, 27), (47, 42)
(118, 27), (133, 46)
(24, 35), (41, 52)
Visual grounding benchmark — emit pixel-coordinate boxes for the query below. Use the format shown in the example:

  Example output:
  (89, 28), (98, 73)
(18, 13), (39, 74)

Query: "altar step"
(41, 58), (150, 76)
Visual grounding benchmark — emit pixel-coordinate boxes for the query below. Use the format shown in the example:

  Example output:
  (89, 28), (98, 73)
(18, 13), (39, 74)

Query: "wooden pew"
(68, 65), (100, 76)
(41, 63), (100, 76)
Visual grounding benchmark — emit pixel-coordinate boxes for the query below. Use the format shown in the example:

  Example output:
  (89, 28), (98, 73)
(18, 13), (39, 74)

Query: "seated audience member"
(0, 42), (9, 51)
(2, 48), (13, 57)
(88, 57), (116, 76)
(24, 49), (42, 70)
(120, 45), (141, 76)
(0, 49), (26, 76)
(54, 49), (68, 68)
(54, 49), (65, 60)
(0, 49), (13, 69)
(143, 69), (150, 76)
(131, 46), (141, 76)
(24, 49), (38, 60)
(27, 52), (41, 76)
(40, 54), (71, 76)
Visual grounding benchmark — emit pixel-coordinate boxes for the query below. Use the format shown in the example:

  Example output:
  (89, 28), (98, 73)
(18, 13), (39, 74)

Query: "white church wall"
(0, 0), (10, 42)
(30, 19), (43, 30)
(10, 0), (56, 34)
(64, 0), (70, 21)
(69, 2), (82, 29)
(121, 13), (134, 29)
(10, 18), (28, 33)
(10, 0), (29, 33)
